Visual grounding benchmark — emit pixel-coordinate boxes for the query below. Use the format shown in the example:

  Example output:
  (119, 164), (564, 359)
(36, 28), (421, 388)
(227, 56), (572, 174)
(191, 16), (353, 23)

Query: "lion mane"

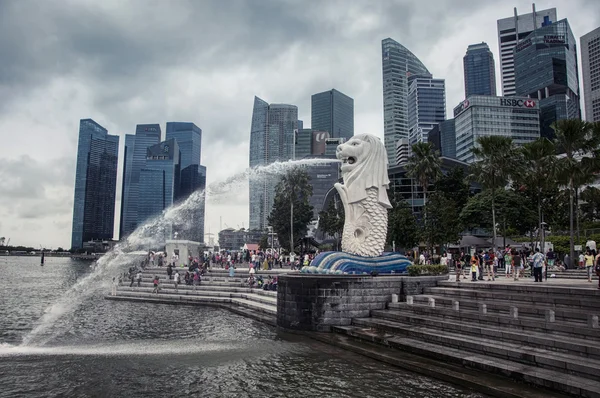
(341, 134), (392, 209)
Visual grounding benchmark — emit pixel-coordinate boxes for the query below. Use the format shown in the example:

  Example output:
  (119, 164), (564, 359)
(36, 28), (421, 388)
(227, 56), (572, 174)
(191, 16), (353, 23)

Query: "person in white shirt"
(173, 271), (180, 291)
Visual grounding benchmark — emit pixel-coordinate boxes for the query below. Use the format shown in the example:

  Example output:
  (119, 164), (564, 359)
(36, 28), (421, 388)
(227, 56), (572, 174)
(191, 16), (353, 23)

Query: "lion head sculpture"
(336, 134), (392, 209)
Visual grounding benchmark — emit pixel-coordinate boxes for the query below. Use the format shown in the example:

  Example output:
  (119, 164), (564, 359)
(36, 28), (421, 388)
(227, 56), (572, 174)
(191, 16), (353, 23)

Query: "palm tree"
(518, 138), (558, 252)
(470, 136), (515, 251)
(406, 142), (442, 228)
(552, 119), (594, 266)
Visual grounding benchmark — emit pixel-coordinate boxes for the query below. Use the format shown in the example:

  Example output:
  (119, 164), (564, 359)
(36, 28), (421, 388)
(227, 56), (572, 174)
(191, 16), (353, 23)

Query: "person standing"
(173, 270), (180, 292)
(532, 248), (545, 282)
(504, 250), (512, 278)
(470, 256), (479, 282)
(585, 249), (595, 282)
(512, 250), (521, 281)
(136, 271), (142, 287)
(152, 276), (160, 294)
(167, 264), (173, 280)
(455, 253), (462, 283)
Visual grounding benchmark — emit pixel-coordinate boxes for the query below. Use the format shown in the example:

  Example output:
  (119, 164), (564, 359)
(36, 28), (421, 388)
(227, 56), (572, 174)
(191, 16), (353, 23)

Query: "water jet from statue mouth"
(342, 157), (356, 165)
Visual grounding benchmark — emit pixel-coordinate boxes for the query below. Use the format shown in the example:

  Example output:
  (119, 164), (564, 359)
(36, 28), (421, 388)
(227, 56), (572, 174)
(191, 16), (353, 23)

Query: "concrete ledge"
(105, 294), (277, 326)
(276, 274), (445, 332)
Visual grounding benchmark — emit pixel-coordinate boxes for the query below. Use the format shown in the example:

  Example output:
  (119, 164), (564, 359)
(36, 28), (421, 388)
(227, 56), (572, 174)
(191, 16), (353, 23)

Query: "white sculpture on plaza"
(335, 134), (392, 257)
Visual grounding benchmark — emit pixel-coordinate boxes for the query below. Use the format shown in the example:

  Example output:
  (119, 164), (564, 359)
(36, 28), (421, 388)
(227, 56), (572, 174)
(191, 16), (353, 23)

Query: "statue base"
(301, 251), (412, 275)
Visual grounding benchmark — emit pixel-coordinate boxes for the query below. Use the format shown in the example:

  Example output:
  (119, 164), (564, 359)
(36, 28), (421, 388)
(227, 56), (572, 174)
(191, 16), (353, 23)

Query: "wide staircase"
(332, 280), (600, 398)
(106, 266), (289, 325)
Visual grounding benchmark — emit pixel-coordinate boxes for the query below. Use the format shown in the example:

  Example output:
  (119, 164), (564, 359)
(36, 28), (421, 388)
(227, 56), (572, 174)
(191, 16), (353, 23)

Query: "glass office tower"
(514, 18), (580, 139)
(138, 139), (181, 225)
(497, 5), (557, 96)
(407, 75), (446, 146)
(249, 96), (298, 230)
(166, 122), (206, 243)
(311, 89), (354, 140)
(119, 134), (135, 239)
(71, 119), (119, 249)
(382, 38), (430, 166)
(463, 42), (497, 97)
(120, 124), (161, 237)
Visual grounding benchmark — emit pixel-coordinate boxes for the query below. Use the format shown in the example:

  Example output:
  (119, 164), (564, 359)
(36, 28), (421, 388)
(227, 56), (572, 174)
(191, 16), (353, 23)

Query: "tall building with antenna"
(497, 4), (557, 96)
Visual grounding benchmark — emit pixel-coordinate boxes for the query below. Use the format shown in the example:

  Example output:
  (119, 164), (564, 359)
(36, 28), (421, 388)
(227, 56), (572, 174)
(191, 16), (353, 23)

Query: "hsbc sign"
(500, 98), (536, 108)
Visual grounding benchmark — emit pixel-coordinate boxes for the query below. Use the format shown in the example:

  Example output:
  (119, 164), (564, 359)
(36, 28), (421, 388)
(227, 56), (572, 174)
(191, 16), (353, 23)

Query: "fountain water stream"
(21, 158), (339, 347)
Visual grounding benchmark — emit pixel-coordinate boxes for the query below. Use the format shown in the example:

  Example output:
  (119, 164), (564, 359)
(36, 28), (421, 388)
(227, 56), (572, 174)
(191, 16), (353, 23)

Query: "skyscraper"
(119, 134), (135, 239)
(497, 5), (557, 96)
(120, 124), (161, 237)
(249, 96), (298, 230)
(407, 75), (446, 146)
(138, 139), (180, 225)
(463, 42), (497, 97)
(71, 119), (119, 249)
(514, 18), (580, 139)
(454, 96), (540, 163)
(382, 38), (430, 166)
(581, 27), (600, 122)
(311, 89), (354, 140)
(166, 122), (206, 243)
(428, 119), (456, 159)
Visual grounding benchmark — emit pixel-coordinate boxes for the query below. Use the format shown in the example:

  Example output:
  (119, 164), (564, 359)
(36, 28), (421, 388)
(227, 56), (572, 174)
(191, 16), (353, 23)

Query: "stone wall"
(277, 274), (446, 332)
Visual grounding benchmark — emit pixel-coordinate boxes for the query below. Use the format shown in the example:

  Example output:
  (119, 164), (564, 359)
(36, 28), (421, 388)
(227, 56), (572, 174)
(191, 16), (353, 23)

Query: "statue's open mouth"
(342, 157), (356, 165)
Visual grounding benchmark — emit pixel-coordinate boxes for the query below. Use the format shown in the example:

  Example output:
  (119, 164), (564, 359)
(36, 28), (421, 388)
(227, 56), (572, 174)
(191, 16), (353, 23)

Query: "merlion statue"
(301, 133), (411, 275)
(335, 134), (392, 257)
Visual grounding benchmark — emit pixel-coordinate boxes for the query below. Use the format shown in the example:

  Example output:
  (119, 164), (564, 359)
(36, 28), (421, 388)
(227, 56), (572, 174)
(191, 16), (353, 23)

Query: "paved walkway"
(446, 274), (600, 289)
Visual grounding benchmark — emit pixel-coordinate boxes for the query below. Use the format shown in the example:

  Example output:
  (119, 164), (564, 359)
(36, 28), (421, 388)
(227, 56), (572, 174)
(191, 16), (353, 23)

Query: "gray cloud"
(0, 0), (598, 248)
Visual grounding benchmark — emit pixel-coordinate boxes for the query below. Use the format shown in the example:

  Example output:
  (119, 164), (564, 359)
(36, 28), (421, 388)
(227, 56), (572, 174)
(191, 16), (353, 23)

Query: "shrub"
(406, 264), (448, 276)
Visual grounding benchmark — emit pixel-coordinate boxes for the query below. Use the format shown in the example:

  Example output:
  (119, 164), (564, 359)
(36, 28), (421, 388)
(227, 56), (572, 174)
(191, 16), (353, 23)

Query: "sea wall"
(277, 274), (445, 332)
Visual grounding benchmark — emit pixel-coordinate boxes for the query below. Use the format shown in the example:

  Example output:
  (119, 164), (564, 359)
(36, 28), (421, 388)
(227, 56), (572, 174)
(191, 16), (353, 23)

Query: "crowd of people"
(428, 245), (600, 288)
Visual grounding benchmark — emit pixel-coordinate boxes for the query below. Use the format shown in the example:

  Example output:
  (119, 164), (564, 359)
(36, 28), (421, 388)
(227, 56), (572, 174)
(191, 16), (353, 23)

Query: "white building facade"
(455, 95), (540, 163)
(581, 27), (600, 122)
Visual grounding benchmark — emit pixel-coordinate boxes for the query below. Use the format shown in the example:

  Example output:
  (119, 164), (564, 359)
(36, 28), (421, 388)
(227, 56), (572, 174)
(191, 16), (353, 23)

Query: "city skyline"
(0, 0), (598, 248)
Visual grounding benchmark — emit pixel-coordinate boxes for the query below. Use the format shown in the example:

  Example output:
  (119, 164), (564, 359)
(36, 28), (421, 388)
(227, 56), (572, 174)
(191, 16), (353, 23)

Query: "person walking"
(532, 248), (545, 282)
(504, 250), (512, 278)
(136, 271), (142, 287)
(455, 253), (462, 283)
(595, 252), (600, 289)
(152, 276), (160, 294)
(167, 264), (173, 280)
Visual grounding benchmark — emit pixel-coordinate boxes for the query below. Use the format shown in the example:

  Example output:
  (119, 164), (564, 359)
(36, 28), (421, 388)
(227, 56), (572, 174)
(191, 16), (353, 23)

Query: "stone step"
(436, 281), (600, 299)
(105, 294), (277, 325)
(405, 295), (593, 323)
(116, 286), (277, 306)
(380, 305), (599, 341)
(358, 313), (600, 360)
(331, 325), (600, 398)
(111, 290), (277, 316)
(427, 286), (599, 309)
(350, 318), (600, 381)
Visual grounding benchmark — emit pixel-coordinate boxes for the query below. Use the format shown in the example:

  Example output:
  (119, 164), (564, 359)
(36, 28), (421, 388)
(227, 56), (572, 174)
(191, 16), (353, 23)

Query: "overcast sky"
(0, 0), (598, 249)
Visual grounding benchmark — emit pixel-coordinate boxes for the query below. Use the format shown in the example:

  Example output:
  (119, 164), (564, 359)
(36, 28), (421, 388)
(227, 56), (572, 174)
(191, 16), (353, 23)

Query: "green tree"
(387, 197), (420, 251)
(406, 142), (442, 250)
(268, 168), (314, 253)
(553, 119), (595, 263)
(318, 194), (345, 251)
(580, 186), (600, 221)
(258, 235), (269, 251)
(433, 166), (471, 212)
(460, 189), (537, 239)
(422, 192), (462, 251)
(516, 138), (558, 250)
(470, 136), (515, 250)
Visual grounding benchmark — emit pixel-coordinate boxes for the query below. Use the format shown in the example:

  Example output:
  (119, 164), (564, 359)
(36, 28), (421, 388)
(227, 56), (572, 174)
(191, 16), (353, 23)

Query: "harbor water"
(0, 256), (486, 397)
